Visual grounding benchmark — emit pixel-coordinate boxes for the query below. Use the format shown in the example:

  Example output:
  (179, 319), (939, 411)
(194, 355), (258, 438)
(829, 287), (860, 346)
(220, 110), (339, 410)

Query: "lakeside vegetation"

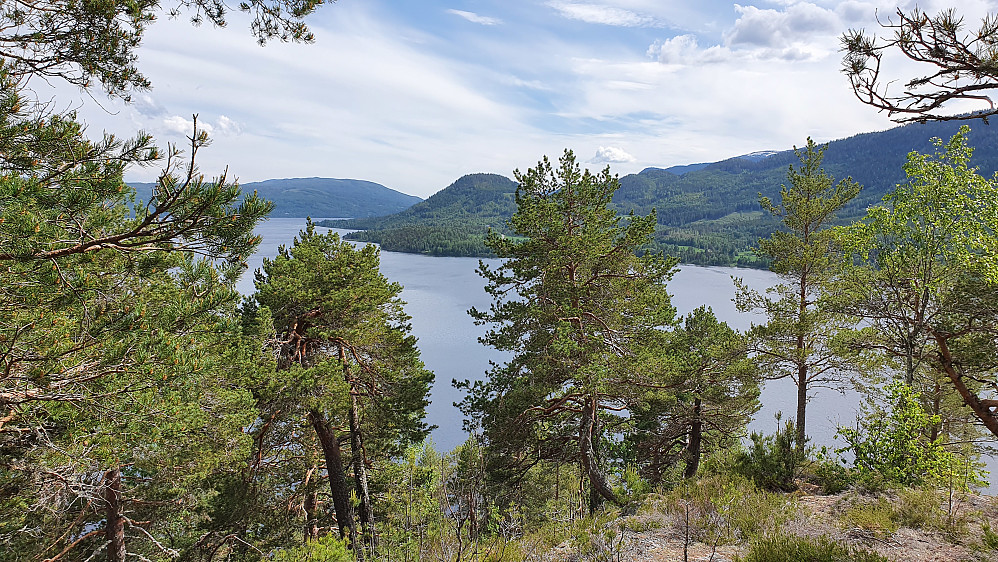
(4, 2), (998, 562)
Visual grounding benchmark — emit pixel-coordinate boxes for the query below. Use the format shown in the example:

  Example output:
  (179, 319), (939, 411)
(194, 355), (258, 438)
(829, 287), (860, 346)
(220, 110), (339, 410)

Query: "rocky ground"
(541, 489), (998, 562)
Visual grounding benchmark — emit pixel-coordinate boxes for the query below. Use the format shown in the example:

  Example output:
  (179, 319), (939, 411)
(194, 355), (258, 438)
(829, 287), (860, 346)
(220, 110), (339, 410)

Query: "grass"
(733, 533), (889, 562)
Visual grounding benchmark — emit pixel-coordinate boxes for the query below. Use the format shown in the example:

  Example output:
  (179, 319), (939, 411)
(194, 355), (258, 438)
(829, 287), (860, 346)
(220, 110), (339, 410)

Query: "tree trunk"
(795, 273), (808, 454)
(349, 392), (376, 551)
(104, 467), (125, 562)
(308, 409), (362, 559)
(340, 345), (376, 551)
(795, 371), (808, 454)
(932, 334), (998, 438)
(579, 396), (619, 512)
(683, 398), (703, 479)
(303, 464), (319, 543)
(930, 378), (942, 443)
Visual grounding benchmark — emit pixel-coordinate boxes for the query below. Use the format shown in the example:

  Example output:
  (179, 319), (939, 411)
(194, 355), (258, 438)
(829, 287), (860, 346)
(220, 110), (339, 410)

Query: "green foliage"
(0, 60), (271, 559)
(377, 442), (446, 560)
(0, 0), (330, 99)
(837, 126), (998, 440)
(736, 139), (860, 453)
(325, 173), (518, 256)
(249, 223), (433, 553)
(272, 535), (353, 562)
(463, 150), (677, 512)
(807, 450), (855, 495)
(568, 509), (626, 562)
(836, 381), (985, 488)
(733, 417), (806, 492)
(982, 521), (998, 551)
(253, 223), (433, 449)
(629, 306), (759, 482)
(734, 533), (889, 562)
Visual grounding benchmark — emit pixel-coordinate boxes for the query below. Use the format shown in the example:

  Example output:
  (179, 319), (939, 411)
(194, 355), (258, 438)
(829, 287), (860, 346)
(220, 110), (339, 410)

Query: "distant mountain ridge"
(321, 120), (998, 267)
(129, 177), (421, 219)
(322, 174), (517, 256)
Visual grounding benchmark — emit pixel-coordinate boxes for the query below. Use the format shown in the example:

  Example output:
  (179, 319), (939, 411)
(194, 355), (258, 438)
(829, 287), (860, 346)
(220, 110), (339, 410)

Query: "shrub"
(982, 522), (998, 551)
(733, 417), (805, 492)
(807, 448), (856, 494)
(271, 535), (353, 562)
(569, 509), (626, 562)
(836, 381), (986, 489)
(733, 533), (889, 562)
(642, 473), (796, 545)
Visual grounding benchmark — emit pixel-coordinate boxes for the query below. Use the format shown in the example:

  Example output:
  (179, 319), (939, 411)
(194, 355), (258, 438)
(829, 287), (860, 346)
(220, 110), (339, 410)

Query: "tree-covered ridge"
(323, 119), (998, 266)
(132, 177), (422, 219)
(320, 173), (518, 256)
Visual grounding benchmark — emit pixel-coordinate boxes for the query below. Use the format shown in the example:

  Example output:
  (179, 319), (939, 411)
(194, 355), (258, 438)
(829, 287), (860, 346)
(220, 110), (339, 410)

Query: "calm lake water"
(239, 218), (996, 492)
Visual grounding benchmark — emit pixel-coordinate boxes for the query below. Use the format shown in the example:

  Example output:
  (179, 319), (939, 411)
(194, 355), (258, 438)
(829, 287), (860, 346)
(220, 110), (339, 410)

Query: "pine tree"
(735, 139), (861, 453)
(252, 223), (433, 554)
(464, 150), (676, 512)
(630, 306), (760, 481)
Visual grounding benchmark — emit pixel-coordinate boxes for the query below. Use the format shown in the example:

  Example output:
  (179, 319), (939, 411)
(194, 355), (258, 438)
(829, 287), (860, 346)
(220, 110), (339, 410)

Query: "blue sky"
(55, 0), (998, 198)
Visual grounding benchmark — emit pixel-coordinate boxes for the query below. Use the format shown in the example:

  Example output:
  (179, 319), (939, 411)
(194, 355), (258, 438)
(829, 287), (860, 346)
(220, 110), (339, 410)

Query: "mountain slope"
(320, 120), (998, 265)
(319, 174), (517, 256)
(242, 177), (420, 218)
(129, 177), (421, 218)
(621, 120), (998, 265)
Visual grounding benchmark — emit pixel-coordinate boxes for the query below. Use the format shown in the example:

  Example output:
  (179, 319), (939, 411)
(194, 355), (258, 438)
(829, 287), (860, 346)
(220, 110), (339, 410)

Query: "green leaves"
(836, 126), (998, 439)
(836, 382), (985, 488)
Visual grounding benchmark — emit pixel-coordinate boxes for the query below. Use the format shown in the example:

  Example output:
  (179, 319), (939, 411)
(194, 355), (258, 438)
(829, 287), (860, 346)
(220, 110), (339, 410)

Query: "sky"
(46, 0), (998, 198)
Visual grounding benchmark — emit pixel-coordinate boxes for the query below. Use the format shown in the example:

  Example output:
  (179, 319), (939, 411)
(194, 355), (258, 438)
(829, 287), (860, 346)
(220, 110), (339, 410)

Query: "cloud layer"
(53, 0), (997, 197)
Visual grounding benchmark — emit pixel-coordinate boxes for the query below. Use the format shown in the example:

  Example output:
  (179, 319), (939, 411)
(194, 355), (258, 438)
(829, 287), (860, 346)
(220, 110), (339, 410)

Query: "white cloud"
(591, 146), (636, 163)
(446, 9), (502, 26)
(60, 0), (903, 196)
(162, 115), (214, 136)
(725, 3), (839, 49)
(215, 115), (243, 136)
(835, 1), (878, 24)
(548, 1), (662, 27)
(134, 94), (167, 118)
(647, 34), (733, 65)
(646, 2), (844, 66)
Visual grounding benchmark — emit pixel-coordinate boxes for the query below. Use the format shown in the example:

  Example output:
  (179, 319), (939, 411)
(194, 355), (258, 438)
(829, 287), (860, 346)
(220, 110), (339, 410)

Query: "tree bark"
(930, 378), (942, 443)
(795, 370), (808, 453)
(932, 334), (998, 438)
(579, 396), (619, 512)
(104, 467), (125, 562)
(308, 409), (362, 559)
(303, 464), (319, 543)
(795, 271), (809, 454)
(340, 346), (376, 551)
(683, 398), (703, 479)
(349, 393), (376, 551)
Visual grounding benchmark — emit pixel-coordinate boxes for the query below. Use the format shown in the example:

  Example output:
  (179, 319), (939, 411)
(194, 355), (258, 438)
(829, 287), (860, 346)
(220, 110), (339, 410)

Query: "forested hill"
(627, 120), (998, 266)
(131, 177), (422, 218)
(321, 173), (518, 256)
(328, 120), (998, 265)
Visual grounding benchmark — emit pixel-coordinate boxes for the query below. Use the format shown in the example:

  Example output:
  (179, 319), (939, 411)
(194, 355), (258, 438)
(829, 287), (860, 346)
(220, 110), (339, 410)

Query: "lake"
(239, 218), (996, 492)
